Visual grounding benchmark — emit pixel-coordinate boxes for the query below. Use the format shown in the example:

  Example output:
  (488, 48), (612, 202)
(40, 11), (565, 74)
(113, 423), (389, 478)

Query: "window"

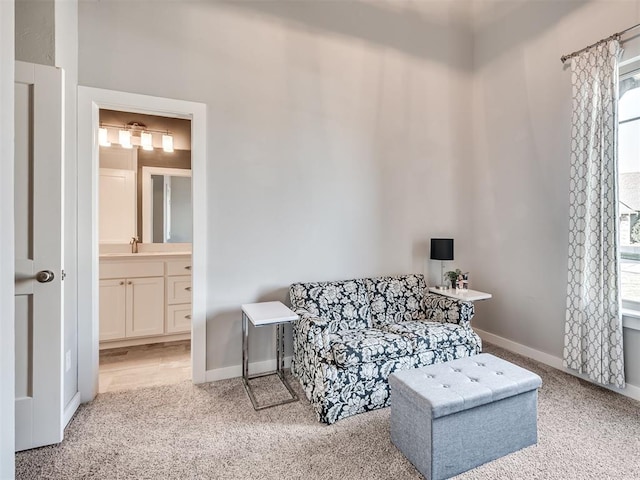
(618, 63), (640, 307)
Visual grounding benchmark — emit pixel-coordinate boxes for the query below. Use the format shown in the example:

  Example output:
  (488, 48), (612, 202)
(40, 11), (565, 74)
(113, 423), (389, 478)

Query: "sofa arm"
(422, 293), (475, 328)
(292, 309), (332, 361)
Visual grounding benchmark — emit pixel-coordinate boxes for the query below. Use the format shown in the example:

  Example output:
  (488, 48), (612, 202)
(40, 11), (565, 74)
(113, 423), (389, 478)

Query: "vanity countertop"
(99, 251), (191, 259)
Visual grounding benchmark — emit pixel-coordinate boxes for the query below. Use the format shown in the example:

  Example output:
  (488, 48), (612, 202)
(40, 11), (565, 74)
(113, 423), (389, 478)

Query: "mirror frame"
(141, 166), (192, 243)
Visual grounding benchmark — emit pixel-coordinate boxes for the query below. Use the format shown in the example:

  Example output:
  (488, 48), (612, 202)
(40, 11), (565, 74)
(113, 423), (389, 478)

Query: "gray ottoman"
(389, 353), (542, 480)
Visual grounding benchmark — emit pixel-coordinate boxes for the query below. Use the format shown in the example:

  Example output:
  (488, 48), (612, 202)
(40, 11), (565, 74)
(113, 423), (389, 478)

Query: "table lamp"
(430, 238), (454, 290)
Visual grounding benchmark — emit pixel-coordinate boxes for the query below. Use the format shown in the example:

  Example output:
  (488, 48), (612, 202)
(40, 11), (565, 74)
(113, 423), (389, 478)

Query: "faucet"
(130, 236), (140, 254)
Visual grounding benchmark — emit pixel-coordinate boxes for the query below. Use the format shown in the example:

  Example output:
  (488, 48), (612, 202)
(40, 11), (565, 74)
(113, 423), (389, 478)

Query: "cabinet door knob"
(119, 281), (124, 285)
(185, 286), (191, 291)
(185, 314), (192, 319)
(128, 281), (132, 285)
(184, 265), (191, 270)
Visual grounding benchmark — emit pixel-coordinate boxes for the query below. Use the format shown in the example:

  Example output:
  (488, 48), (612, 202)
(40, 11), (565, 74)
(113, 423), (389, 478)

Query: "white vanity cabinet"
(99, 254), (191, 348)
(99, 279), (127, 341)
(166, 259), (192, 334)
(99, 276), (165, 340)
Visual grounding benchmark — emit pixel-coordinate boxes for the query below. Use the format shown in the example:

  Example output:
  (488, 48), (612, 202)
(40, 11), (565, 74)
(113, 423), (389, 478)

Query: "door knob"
(36, 270), (55, 283)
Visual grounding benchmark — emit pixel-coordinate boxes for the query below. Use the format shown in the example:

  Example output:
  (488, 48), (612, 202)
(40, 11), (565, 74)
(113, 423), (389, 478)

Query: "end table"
(241, 301), (299, 410)
(428, 287), (492, 302)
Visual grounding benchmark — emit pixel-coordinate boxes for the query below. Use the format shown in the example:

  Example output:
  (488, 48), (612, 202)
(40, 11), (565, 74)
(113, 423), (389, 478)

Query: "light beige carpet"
(15, 344), (640, 479)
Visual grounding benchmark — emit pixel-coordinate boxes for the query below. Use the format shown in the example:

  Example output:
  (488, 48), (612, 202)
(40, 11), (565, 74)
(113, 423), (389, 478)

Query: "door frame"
(0, 0), (15, 473)
(77, 87), (207, 402)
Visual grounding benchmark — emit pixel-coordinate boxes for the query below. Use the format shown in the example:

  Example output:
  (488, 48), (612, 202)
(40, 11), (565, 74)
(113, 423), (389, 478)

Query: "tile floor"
(98, 340), (191, 393)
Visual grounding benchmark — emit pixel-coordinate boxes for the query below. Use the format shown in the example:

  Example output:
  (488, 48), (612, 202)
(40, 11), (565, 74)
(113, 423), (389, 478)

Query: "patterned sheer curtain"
(564, 39), (625, 388)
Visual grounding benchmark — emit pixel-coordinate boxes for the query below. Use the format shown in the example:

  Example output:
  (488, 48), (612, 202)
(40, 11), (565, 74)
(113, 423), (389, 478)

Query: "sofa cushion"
(290, 279), (371, 332)
(366, 274), (426, 327)
(329, 328), (414, 367)
(381, 321), (480, 354)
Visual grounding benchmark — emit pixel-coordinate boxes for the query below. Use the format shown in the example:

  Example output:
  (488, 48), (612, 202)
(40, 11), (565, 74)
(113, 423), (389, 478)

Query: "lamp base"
(435, 284), (451, 290)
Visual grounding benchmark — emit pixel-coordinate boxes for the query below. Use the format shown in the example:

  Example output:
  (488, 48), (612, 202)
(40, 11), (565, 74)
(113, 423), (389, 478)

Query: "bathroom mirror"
(141, 166), (192, 243)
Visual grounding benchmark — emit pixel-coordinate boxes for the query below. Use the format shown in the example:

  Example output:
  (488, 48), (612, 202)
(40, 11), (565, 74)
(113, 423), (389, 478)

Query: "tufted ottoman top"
(389, 353), (542, 419)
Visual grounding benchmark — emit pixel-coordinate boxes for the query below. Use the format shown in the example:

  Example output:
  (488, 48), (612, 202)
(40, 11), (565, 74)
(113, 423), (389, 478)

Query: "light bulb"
(119, 129), (132, 149)
(162, 134), (174, 153)
(141, 132), (154, 151)
(98, 127), (111, 147)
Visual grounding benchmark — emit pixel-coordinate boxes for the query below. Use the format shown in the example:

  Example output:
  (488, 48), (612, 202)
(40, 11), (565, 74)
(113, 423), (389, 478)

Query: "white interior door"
(14, 61), (64, 452)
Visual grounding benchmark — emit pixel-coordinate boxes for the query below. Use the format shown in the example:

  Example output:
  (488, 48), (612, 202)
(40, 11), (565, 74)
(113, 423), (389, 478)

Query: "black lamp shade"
(430, 238), (454, 261)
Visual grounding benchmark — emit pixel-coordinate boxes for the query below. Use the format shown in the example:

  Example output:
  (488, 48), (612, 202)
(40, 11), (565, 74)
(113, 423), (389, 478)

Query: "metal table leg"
(242, 316), (298, 411)
(242, 312), (248, 380)
(275, 322), (298, 402)
(241, 312), (261, 409)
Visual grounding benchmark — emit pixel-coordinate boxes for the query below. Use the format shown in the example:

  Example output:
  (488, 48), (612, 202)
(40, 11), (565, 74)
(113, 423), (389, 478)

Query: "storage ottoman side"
(389, 354), (542, 480)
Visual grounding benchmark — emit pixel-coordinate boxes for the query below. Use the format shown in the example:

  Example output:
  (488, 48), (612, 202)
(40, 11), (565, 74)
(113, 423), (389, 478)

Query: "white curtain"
(564, 39), (625, 388)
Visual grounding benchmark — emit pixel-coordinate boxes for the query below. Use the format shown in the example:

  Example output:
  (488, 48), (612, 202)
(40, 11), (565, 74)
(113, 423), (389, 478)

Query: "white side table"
(241, 301), (299, 410)
(428, 287), (492, 302)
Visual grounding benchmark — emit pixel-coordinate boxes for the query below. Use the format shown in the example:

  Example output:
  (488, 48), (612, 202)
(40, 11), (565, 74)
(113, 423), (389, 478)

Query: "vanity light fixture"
(98, 127), (111, 147)
(162, 133), (174, 153)
(119, 129), (133, 149)
(99, 122), (176, 152)
(141, 131), (154, 151)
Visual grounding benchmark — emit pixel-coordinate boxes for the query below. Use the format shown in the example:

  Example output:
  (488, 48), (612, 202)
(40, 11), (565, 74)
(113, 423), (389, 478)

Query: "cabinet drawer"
(166, 259), (192, 276)
(167, 304), (191, 333)
(100, 261), (164, 279)
(167, 276), (192, 304)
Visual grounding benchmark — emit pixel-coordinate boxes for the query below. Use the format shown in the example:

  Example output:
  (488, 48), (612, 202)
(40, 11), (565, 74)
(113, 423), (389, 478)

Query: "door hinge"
(61, 269), (66, 281)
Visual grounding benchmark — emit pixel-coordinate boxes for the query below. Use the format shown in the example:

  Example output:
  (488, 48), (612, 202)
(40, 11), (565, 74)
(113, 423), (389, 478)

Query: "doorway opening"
(97, 109), (193, 393)
(77, 87), (207, 403)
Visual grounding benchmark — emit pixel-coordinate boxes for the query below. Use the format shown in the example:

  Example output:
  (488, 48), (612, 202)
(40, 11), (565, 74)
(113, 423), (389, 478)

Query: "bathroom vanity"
(99, 252), (191, 349)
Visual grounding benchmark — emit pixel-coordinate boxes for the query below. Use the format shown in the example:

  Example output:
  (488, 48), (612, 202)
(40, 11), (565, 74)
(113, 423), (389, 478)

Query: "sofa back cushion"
(365, 274), (426, 327)
(289, 279), (371, 332)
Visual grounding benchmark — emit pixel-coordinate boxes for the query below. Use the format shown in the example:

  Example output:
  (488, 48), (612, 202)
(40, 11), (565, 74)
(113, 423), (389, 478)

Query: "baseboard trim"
(205, 356), (292, 382)
(99, 333), (190, 350)
(475, 327), (640, 402)
(63, 392), (81, 428)
(474, 328), (564, 370)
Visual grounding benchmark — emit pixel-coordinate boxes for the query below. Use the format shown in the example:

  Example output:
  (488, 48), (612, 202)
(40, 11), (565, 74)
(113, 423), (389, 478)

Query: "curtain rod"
(560, 23), (640, 64)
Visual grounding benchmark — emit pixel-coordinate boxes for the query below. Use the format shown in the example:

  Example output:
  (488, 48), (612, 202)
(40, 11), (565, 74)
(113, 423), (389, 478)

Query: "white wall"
(471, 0), (640, 390)
(78, 1), (474, 371)
(15, 0), (54, 66)
(78, 0), (638, 388)
(0, 0), (15, 476)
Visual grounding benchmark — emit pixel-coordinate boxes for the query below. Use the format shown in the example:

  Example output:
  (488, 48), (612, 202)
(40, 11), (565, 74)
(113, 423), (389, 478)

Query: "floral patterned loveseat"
(289, 274), (481, 424)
